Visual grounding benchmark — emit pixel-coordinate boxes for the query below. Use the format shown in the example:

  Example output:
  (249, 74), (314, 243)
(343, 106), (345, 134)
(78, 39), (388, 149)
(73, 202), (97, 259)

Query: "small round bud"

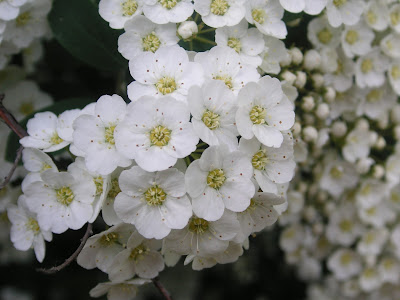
(303, 206), (317, 223)
(356, 157), (374, 174)
(311, 73), (324, 89)
(280, 52), (292, 67)
(372, 165), (385, 179)
(324, 87), (336, 103)
(374, 136), (386, 150)
(303, 126), (318, 142)
(290, 47), (303, 65)
(178, 21), (198, 39)
(331, 121), (347, 137)
(303, 50), (321, 70)
(292, 122), (302, 136)
(316, 103), (330, 120)
(281, 70), (297, 85)
(295, 71), (307, 89)
(298, 182), (308, 194)
(301, 95), (315, 112)
(356, 118), (369, 131)
(316, 191), (328, 203)
(369, 131), (378, 145)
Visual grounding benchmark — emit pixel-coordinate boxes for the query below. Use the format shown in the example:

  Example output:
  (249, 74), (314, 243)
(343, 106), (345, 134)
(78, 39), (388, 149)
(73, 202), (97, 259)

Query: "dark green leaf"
(5, 97), (94, 164)
(48, 0), (127, 71)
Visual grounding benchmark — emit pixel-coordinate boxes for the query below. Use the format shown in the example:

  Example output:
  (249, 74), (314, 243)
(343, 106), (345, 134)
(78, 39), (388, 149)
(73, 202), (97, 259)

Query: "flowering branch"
(152, 278), (173, 300)
(37, 223), (93, 274)
(0, 94), (28, 138)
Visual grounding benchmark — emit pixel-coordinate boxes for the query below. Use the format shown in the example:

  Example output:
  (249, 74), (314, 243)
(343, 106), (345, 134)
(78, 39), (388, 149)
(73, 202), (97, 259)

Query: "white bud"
(281, 70), (297, 85)
(301, 95), (315, 112)
(324, 202), (335, 217)
(294, 71), (307, 89)
(356, 157), (374, 174)
(316, 103), (330, 120)
(312, 223), (324, 236)
(303, 49), (321, 70)
(290, 47), (303, 65)
(324, 87), (336, 103)
(303, 206), (317, 223)
(372, 165), (385, 179)
(331, 121), (347, 137)
(356, 118), (369, 131)
(311, 73), (324, 89)
(280, 52), (292, 67)
(303, 126), (318, 142)
(374, 136), (386, 150)
(369, 131), (378, 145)
(292, 121), (301, 136)
(177, 21), (198, 39)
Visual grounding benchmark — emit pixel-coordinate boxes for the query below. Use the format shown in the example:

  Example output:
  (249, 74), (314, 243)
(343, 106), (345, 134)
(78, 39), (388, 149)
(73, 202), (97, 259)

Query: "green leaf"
(48, 0), (127, 71)
(5, 97), (94, 164)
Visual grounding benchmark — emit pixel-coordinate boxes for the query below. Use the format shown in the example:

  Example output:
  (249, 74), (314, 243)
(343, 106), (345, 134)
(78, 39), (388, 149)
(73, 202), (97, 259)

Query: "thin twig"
(0, 94), (28, 138)
(0, 145), (23, 190)
(37, 223), (93, 274)
(152, 278), (173, 300)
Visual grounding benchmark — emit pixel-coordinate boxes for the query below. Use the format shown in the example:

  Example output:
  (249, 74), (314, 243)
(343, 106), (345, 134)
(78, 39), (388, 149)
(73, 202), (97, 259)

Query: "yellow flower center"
(360, 184), (371, 196)
(333, 0), (347, 7)
(391, 65), (400, 80)
(210, 0), (229, 16)
(16, 12), (30, 27)
(56, 186), (74, 206)
(50, 132), (64, 145)
(252, 150), (268, 170)
(227, 37), (241, 53)
(19, 102), (34, 116)
(330, 166), (343, 179)
(149, 125), (172, 147)
(99, 232), (119, 246)
(252, 8), (265, 24)
(391, 11), (400, 26)
(94, 176), (104, 196)
(159, 0), (178, 9)
(244, 198), (257, 213)
(142, 32), (161, 53)
(42, 163), (52, 171)
(189, 217), (209, 234)
(26, 218), (40, 234)
(144, 185), (167, 206)
(249, 105), (267, 125)
(339, 219), (353, 232)
(366, 89), (381, 103)
(361, 58), (373, 73)
(156, 76), (177, 95)
(367, 10), (377, 25)
(207, 169), (226, 189)
(340, 252), (352, 265)
(317, 28), (332, 44)
(202, 110), (220, 130)
(335, 59), (343, 75)
(130, 244), (149, 261)
(122, 0), (138, 16)
(213, 75), (233, 90)
(345, 30), (359, 45)
(391, 192), (400, 204)
(107, 178), (121, 199)
(383, 259), (395, 270)
(105, 125), (116, 145)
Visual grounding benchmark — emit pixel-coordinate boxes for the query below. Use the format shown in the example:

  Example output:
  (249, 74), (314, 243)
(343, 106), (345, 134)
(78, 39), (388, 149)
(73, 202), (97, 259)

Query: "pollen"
(94, 176), (104, 196)
(391, 10), (400, 26)
(391, 65), (400, 80)
(366, 89), (381, 103)
(317, 28), (332, 45)
(340, 252), (352, 265)
(189, 217), (209, 234)
(213, 75), (233, 90)
(108, 178), (121, 199)
(16, 12), (30, 27)
(19, 102), (34, 116)
(26, 218), (40, 234)
(249, 105), (267, 125)
(50, 132), (64, 145)
(144, 185), (167, 206)
(121, 0), (138, 16)
(329, 166), (343, 179)
(156, 76), (177, 95)
(366, 10), (377, 25)
(142, 32), (161, 53)
(105, 125), (116, 145)
(202, 110), (220, 130)
(56, 186), (75, 206)
(207, 169), (226, 189)
(130, 244), (149, 261)
(210, 0), (229, 16)
(251, 150), (268, 170)
(251, 8), (265, 24)
(149, 125), (172, 147)
(339, 219), (353, 232)
(159, 0), (178, 9)
(333, 0), (347, 7)
(99, 232), (119, 246)
(345, 30), (359, 45)
(227, 37), (242, 53)
(361, 58), (373, 74)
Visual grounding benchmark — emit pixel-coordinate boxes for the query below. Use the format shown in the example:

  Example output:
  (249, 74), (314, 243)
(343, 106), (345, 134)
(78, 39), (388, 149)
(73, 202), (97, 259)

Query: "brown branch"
(0, 94), (28, 138)
(37, 223), (93, 274)
(0, 145), (23, 190)
(152, 278), (173, 300)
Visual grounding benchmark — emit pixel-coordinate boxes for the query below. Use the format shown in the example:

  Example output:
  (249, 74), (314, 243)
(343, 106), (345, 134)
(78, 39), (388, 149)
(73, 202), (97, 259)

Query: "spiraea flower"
(99, 0), (145, 29)
(194, 0), (246, 28)
(143, 0), (194, 25)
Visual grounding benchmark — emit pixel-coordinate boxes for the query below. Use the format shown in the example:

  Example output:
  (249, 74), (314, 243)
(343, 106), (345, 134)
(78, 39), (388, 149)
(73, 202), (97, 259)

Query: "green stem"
(194, 36), (216, 46)
(190, 153), (201, 160)
(198, 28), (216, 34)
(194, 13), (200, 23)
(189, 40), (194, 51)
(184, 156), (191, 167)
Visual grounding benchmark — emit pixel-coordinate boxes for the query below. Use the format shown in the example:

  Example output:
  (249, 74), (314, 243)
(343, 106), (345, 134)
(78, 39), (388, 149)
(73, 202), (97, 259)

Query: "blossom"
(90, 279), (151, 300)
(194, 0), (246, 28)
(279, 0), (327, 15)
(143, 0), (194, 25)
(325, 0), (364, 28)
(99, 0), (145, 29)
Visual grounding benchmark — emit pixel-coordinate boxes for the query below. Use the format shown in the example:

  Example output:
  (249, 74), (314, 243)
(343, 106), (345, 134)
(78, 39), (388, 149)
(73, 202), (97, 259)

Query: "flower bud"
(331, 121), (347, 137)
(372, 165), (385, 179)
(281, 70), (297, 85)
(311, 73), (324, 89)
(295, 71), (307, 89)
(374, 136), (386, 150)
(290, 47), (303, 65)
(356, 157), (374, 174)
(324, 87), (336, 103)
(303, 126), (318, 142)
(292, 121), (302, 136)
(301, 95), (315, 112)
(303, 50), (321, 70)
(316, 103), (330, 120)
(178, 21), (198, 39)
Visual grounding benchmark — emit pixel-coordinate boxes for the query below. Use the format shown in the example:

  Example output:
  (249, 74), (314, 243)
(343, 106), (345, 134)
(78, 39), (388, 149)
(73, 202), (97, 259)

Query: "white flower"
(118, 15), (179, 61)
(324, 49), (354, 92)
(90, 279), (151, 300)
(194, 46), (260, 94)
(164, 211), (240, 257)
(185, 145), (254, 221)
(99, 0), (145, 29)
(56, 109), (81, 143)
(3, 0), (51, 48)
(188, 80), (239, 151)
(215, 20), (264, 67)
(355, 179), (388, 209)
(77, 223), (135, 272)
(7, 195), (52, 263)
(21, 147), (57, 174)
(107, 230), (164, 280)
(194, 0), (246, 28)
(357, 228), (388, 257)
(279, 0), (327, 15)
(20, 111), (70, 152)
(114, 166), (192, 239)
(388, 61), (400, 96)
(72, 94), (132, 176)
(378, 257), (400, 284)
(259, 36), (289, 74)
(389, 4), (400, 34)
(355, 48), (389, 88)
(2, 80), (52, 121)
(342, 126), (375, 163)
(24, 170), (95, 234)
(358, 267), (382, 292)
(325, 0), (364, 28)
(114, 96), (198, 172)
(356, 84), (396, 120)
(0, 0), (28, 21)
(380, 33), (400, 59)
(358, 202), (395, 228)
(143, 0), (193, 25)
(327, 249), (362, 280)
(235, 76), (295, 148)
(341, 22), (374, 59)
(128, 45), (204, 103)
(238, 134), (295, 194)
(279, 223), (304, 253)
(307, 16), (341, 50)
(363, 0), (389, 31)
